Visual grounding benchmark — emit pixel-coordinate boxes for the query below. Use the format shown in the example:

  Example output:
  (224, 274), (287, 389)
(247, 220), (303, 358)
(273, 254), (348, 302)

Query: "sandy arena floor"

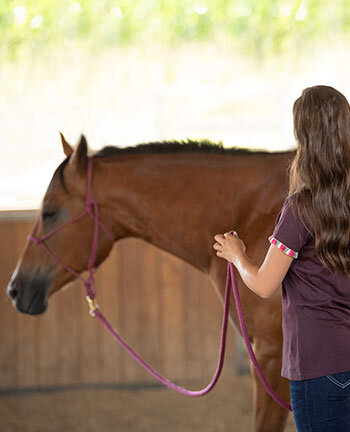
(1, 374), (296, 432)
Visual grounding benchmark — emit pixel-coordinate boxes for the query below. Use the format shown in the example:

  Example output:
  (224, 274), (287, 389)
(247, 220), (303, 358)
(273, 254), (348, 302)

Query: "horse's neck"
(94, 152), (293, 273)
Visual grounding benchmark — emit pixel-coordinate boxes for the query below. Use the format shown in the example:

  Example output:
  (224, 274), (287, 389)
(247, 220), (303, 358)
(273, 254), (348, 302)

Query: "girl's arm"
(213, 232), (294, 299)
(233, 244), (293, 298)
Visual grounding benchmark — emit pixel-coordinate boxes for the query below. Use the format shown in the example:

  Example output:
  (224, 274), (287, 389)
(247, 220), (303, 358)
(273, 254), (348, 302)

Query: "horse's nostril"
(8, 285), (18, 300)
(9, 287), (18, 300)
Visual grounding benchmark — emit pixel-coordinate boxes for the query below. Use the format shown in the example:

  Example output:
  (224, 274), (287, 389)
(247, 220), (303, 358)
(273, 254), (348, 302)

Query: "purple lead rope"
(93, 264), (230, 396)
(93, 261), (292, 409)
(28, 157), (292, 410)
(228, 259), (292, 411)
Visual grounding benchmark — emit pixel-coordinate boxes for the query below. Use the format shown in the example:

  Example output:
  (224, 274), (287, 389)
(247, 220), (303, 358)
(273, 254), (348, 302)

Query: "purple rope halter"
(28, 157), (292, 410)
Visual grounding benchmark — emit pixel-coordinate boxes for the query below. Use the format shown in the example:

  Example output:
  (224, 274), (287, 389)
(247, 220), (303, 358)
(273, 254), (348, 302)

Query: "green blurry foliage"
(1, 0), (350, 60)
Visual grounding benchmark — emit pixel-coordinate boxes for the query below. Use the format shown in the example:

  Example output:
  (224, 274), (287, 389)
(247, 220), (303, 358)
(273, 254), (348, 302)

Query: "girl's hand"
(213, 231), (246, 264)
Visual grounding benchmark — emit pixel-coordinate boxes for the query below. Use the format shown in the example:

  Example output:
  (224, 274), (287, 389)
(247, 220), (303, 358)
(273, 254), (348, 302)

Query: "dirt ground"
(1, 374), (296, 432)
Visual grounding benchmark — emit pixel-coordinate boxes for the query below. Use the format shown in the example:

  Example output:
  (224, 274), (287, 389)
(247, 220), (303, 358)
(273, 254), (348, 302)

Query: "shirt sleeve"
(268, 195), (310, 259)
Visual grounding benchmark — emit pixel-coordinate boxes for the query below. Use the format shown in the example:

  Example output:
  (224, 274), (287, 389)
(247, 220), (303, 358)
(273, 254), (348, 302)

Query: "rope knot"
(27, 235), (42, 245)
(85, 198), (95, 210)
(85, 296), (99, 317)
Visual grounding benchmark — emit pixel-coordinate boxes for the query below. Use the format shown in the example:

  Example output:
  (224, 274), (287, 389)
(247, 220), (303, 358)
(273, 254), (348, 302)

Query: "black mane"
(54, 139), (294, 191)
(94, 139), (291, 158)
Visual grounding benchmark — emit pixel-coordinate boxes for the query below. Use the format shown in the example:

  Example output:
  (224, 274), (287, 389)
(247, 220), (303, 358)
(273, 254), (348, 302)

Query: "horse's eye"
(42, 209), (57, 221)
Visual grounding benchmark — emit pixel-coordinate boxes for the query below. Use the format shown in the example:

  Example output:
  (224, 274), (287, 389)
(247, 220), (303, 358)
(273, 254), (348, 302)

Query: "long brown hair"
(288, 85), (350, 275)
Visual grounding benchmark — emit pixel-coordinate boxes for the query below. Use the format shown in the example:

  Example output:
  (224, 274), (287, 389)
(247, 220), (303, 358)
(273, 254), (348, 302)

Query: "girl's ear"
(59, 132), (73, 157)
(69, 135), (88, 173)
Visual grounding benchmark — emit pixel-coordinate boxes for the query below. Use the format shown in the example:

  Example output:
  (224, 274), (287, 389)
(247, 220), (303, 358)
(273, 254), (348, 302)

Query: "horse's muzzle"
(7, 272), (50, 315)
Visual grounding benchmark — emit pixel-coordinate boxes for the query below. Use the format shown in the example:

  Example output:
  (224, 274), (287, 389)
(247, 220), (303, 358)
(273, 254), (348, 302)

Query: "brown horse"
(7, 134), (296, 432)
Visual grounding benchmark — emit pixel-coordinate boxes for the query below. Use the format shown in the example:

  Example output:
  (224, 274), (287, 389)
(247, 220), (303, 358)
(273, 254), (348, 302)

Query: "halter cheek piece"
(28, 156), (114, 315)
(27, 156), (292, 409)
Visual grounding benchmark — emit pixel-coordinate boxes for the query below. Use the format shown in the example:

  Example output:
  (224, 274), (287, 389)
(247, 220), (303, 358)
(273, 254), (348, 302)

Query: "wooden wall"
(0, 213), (238, 390)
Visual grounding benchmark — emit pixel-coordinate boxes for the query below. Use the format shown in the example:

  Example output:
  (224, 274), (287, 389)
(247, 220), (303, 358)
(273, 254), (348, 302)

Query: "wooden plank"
(136, 240), (162, 382)
(159, 250), (186, 381)
(37, 283), (60, 387)
(56, 279), (81, 385)
(200, 276), (222, 381)
(0, 222), (19, 388)
(123, 238), (151, 383)
(94, 265), (105, 382)
(98, 243), (127, 384)
(15, 221), (40, 388)
(199, 274), (236, 381)
(78, 269), (101, 384)
(114, 240), (127, 383)
(182, 264), (203, 382)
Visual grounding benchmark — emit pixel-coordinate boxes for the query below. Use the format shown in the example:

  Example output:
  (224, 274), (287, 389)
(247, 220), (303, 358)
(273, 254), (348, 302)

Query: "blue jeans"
(290, 370), (350, 431)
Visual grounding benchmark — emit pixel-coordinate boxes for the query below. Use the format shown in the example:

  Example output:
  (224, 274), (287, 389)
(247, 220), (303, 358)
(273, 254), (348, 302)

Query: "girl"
(213, 85), (350, 431)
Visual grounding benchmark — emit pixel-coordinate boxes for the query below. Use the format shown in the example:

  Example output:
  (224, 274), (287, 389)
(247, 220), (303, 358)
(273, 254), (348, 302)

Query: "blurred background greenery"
(2, 0), (350, 60)
(1, 0), (350, 209)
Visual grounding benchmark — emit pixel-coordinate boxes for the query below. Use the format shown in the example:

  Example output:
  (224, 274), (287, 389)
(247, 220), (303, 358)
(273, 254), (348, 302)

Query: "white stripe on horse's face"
(8, 261), (19, 287)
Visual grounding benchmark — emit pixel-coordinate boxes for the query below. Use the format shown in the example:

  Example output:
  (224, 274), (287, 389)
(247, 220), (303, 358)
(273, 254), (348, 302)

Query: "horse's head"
(7, 134), (114, 315)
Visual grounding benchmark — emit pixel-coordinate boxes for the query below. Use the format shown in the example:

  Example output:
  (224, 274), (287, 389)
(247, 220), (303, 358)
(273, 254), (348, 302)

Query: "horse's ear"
(59, 132), (73, 157)
(69, 134), (88, 173)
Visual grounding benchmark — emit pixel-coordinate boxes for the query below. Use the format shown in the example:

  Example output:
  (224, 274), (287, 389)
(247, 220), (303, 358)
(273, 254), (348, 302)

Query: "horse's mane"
(54, 140), (294, 191)
(93, 139), (290, 158)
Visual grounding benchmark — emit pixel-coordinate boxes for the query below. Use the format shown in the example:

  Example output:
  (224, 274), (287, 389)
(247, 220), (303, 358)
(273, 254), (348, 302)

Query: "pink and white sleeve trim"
(268, 235), (298, 259)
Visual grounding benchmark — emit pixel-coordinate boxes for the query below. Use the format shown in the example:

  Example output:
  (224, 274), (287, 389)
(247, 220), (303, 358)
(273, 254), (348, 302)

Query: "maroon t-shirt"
(268, 193), (350, 380)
